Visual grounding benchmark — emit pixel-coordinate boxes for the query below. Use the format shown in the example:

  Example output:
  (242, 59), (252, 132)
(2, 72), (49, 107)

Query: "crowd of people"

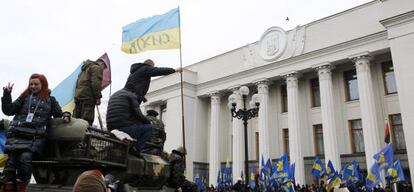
(200, 181), (413, 192)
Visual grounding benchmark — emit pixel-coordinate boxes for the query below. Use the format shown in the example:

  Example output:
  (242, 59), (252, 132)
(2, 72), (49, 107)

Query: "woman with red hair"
(0, 73), (71, 192)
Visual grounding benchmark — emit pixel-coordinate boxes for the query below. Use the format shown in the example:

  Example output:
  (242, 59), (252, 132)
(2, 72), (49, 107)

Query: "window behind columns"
(382, 61), (398, 94)
(344, 70), (359, 101)
(310, 78), (321, 107)
(282, 128), (289, 154)
(349, 119), (365, 153)
(313, 124), (324, 155)
(390, 114), (406, 151)
(281, 84), (288, 112)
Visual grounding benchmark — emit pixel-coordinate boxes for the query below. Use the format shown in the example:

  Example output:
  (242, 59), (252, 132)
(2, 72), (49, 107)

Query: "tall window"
(281, 85), (288, 112)
(313, 124), (324, 155)
(350, 119), (365, 153)
(344, 70), (359, 101)
(382, 61), (397, 94)
(310, 78), (321, 107)
(390, 114), (406, 151)
(283, 129), (289, 154)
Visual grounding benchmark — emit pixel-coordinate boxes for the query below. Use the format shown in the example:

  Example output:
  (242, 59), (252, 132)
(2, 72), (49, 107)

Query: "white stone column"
(284, 72), (305, 185)
(380, 9), (414, 185)
(209, 92), (221, 186)
(351, 54), (381, 168)
(230, 87), (244, 183)
(314, 64), (341, 169)
(256, 79), (270, 167)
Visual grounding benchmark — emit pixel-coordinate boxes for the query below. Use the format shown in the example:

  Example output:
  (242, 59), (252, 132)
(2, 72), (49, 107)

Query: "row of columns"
(208, 53), (383, 185)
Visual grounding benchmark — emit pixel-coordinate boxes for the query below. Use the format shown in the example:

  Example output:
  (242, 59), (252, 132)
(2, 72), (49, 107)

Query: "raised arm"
(148, 67), (177, 77)
(2, 83), (24, 116)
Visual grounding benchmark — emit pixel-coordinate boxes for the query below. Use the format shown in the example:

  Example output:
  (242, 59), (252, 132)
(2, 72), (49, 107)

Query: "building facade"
(144, 0), (414, 186)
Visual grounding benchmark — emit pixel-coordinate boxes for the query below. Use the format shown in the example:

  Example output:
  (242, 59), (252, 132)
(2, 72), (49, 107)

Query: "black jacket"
(124, 63), (175, 103)
(1, 90), (64, 154)
(106, 88), (149, 131)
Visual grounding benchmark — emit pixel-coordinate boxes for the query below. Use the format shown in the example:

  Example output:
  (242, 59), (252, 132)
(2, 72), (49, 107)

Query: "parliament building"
(144, 0), (414, 186)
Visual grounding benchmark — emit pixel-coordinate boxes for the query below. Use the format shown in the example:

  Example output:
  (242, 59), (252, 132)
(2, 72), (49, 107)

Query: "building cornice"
(196, 31), (388, 94)
(380, 10), (414, 28)
(146, 81), (196, 98)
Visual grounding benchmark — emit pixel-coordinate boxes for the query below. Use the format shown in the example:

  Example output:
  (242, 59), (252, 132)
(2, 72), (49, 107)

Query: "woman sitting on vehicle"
(0, 73), (71, 192)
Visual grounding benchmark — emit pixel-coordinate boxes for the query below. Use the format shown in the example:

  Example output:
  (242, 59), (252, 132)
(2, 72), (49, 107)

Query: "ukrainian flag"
(0, 128), (7, 167)
(51, 63), (82, 113)
(121, 8), (180, 54)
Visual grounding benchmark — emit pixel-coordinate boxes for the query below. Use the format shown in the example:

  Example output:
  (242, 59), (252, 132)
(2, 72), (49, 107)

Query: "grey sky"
(0, 0), (371, 119)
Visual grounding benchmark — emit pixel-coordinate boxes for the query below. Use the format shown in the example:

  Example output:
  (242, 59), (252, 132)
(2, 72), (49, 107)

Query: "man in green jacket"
(74, 59), (107, 125)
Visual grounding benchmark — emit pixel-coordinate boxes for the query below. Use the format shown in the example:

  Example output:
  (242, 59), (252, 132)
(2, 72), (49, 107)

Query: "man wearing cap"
(74, 59), (107, 125)
(142, 109), (166, 154)
(124, 59), (181, 105)
(167, 147), (198, 192)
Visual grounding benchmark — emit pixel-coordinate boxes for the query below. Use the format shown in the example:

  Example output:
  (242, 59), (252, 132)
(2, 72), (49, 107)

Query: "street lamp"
(228, 86), (260, 185)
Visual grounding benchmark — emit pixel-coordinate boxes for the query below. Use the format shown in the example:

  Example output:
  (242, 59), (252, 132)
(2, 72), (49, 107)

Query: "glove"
(110, 129), (136, 142)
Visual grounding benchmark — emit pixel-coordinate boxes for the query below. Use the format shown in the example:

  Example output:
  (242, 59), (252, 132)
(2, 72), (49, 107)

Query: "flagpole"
(178, 6), (187, 168)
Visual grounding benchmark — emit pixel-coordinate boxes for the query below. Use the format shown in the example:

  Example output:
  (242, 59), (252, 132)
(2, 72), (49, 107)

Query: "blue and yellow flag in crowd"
(0, 124), (7, 167)
(373, 144), (394, 170)
(272, 154), (289, 182)
(121, 8), (180, 54)
(52, 53), (111, 113)
(341, 160), (361, 184)
(386, 160), (405, 182)
(311, 157), (325, 177)
(366, 162), (382, 190)
(326, 172), (341, 191)
(326, 160), (336, 178)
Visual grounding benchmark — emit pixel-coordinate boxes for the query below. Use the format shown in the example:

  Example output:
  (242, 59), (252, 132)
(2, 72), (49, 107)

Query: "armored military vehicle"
(1, 118), (175, 192)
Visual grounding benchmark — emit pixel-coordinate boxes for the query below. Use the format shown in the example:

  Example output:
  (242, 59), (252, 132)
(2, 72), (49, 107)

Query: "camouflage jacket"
(75, 60), (103, 101)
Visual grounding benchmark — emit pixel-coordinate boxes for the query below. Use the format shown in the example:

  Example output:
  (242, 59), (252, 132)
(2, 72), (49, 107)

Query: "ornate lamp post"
(228, 86), (260, 184)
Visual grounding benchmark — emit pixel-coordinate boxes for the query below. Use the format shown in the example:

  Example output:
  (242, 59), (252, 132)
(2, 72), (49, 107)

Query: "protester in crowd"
(141, 109), (166, 155)
(73, 170), (110, 192)
(232, 177), (246, 191)
(74, 58), (107, 125)
(167, 146), (197, 192)
(0, 74), (71, 192)
(124, 59), (181, 105)
(106, 87), (152, 157)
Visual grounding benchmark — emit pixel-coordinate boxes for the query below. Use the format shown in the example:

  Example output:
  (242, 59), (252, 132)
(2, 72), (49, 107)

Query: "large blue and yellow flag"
(366, 162), (382, 190)
(121, 8), (180, 54)
(52, 53), (111, 113)
(373, 144), (394, 170)
(311, 157), (325, 177)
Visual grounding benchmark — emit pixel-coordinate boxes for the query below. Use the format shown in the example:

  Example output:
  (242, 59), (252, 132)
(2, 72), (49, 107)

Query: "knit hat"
(73, 170), (107, 192)
(146, 110), (159, 117)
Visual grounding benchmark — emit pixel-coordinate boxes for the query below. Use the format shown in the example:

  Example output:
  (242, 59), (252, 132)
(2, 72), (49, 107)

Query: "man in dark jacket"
(74, 59), (107, 125)
(106, 88), (152, 156)
(124, 59), (181, 104)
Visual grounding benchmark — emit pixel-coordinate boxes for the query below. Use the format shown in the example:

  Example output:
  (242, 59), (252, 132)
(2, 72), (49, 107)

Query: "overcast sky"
(0, 0), (371, 119)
